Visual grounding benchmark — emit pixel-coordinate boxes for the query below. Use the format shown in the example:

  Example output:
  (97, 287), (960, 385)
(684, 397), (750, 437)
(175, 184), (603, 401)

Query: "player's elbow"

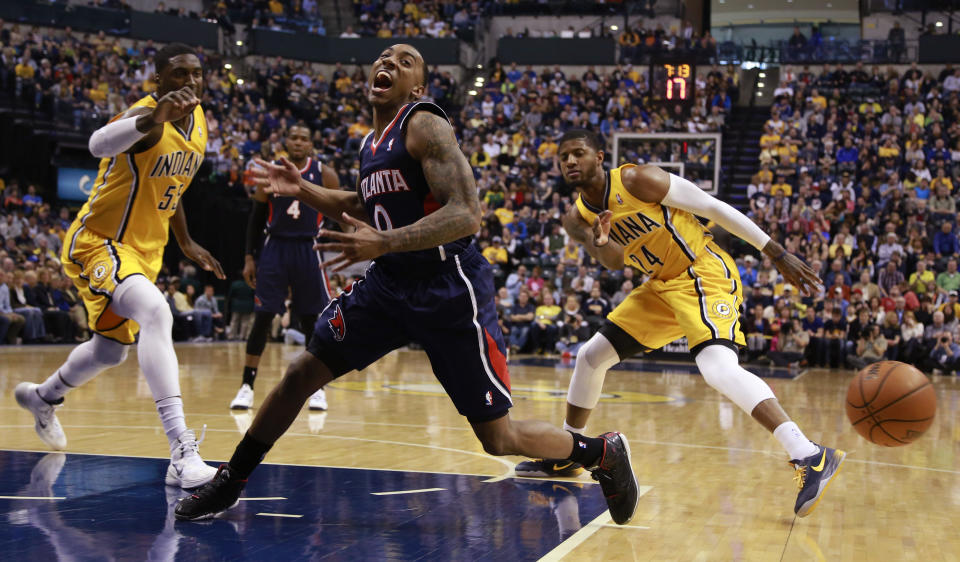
(88, 128), (111, 159)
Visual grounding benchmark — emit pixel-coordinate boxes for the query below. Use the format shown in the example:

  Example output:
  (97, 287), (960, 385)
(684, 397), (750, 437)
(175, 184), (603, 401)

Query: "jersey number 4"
(628, 245), (664, 275)
(158, 183), (185, 211)
(287, 200), (301, 220)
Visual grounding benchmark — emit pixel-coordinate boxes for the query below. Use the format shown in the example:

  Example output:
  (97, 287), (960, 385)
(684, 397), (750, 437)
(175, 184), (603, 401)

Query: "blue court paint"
(0, 451), (607, 561)
(510, 356), (802, 379)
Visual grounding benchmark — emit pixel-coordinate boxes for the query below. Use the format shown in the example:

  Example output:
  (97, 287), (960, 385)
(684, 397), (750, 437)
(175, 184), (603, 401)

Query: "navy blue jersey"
(357, 102), (473, 270)
(267, 157), (325, 238)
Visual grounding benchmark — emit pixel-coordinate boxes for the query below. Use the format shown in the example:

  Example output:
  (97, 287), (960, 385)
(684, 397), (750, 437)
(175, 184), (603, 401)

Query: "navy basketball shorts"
(255, 236), (331, 316)
(307, 246), (513, 423)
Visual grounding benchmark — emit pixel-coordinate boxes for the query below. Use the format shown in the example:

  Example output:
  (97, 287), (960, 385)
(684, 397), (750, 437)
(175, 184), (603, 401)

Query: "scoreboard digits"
(651, 59), (695, 112)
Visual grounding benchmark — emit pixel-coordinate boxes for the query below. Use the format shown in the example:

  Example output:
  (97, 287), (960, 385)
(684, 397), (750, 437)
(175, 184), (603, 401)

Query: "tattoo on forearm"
(387, 113), (479, 252)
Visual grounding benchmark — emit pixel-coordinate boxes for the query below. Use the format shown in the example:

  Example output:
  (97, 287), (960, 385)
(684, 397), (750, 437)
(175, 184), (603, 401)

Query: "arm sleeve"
(88, 116), (148, 158)
(245, 200), (268, 258)
(660, 173), (771, 251)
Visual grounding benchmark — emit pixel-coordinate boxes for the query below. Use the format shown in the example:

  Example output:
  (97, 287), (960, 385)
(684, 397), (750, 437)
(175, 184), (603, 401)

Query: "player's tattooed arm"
(562, 205), (625, 271)
(389, 110), (481, 251)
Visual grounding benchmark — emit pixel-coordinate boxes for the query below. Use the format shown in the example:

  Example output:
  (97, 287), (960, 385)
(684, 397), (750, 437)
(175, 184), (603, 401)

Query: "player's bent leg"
(175, 351), (336, 521)
(15, 334), (130, 450)
(471, 414), (640, 524)
(694, 343), (845, 515)
(112, 275), (216, 488)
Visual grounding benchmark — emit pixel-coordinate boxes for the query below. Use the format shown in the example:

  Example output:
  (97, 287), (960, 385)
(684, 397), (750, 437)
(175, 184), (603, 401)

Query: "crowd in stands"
(347, 0), (481, 39)
(616, 20), (717, 64)
(741, 61), (960, 374)
(8, 18), (960, 376)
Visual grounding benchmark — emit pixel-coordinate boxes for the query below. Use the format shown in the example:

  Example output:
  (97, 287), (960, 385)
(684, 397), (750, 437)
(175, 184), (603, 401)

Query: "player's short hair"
(289, 121), (312, 134)
(156, 43), (198, 73)
(559, 128), (602, 152)
(419, 59), (428, 87)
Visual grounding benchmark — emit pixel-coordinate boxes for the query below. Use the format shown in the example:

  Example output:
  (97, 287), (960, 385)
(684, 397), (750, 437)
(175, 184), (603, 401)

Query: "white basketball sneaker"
(166, 427), (217, 489)
(14, 382), (67, 450)
(308, 388), (328, 411)
(230, 384), (254, 410)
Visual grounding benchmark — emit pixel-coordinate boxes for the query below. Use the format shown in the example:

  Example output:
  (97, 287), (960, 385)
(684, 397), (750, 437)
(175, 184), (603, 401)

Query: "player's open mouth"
(372, 71), (393, 93)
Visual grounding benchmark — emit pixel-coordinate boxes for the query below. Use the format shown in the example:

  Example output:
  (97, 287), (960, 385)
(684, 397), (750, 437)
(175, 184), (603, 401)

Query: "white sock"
(111, 276), (187, 449)
(156, 396), (188, 448)
(773, 421), (819, 460)
(37, 335), (128, 403)
(562, 421), (585, 433)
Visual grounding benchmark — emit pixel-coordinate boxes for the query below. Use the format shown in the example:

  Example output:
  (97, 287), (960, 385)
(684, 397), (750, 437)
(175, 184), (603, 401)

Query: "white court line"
(599, 524), (649, 530)
(4, 427), (960, 477)
(538, 485), (653, 561)
(0, 495), (65, 500)
(371, 488), (446, 496)
(238, 497), (287, 501)
(256, 512), (302, 518)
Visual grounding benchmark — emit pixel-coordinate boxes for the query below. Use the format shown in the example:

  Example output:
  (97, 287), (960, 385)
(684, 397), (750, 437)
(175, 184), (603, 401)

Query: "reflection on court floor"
(0, 450), (611, 561)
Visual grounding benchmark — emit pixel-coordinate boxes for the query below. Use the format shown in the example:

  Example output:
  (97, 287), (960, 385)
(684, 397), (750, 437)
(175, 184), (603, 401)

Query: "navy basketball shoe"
(587, 432), (639, 525)
(174, 465), (246, 521)
(791, 444), (846, 517)
(515, 458), (584, 478)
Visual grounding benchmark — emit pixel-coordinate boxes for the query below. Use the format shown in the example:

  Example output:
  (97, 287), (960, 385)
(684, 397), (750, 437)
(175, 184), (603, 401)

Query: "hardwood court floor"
(1, 343), (959, 561)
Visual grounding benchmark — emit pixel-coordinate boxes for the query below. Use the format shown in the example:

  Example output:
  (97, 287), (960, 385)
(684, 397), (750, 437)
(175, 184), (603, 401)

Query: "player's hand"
(182, 241), (226, 280)
(773, 252), (822, 297)
(149, 87), (200, 124)
(592, 210), (612, 246)
(250, 157), (302, 197)
(314, 212), (387, 272)
(242, 255), (257, 289)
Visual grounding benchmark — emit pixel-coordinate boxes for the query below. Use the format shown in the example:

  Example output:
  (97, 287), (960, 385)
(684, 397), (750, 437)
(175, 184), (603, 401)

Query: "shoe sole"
(229, 404), (251, 410)
(175, 499), (240, 522)
(308, 405), (328, 411)
(14, 384), (67, 451)
(797, 449), (846, 518)
(611, 432), (640, 525)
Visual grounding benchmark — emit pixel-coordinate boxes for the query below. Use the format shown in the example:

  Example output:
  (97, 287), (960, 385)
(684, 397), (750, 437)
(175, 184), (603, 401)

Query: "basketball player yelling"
(514, 129), (845, 518)
(176, 45), (638, 524)
(15, 43), (224, 488)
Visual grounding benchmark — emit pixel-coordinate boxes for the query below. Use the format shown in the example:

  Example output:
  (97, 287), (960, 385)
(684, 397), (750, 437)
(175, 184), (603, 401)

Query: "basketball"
(845, 361), (936, 447)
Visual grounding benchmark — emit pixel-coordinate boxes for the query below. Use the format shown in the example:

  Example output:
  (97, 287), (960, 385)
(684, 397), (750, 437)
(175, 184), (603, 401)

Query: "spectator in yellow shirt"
(537, 139), (558, 160)
(268, 0), (284, 14)
(482, 237), (509, 265)
(348, 115), (372, 139)
(770, 176), (792, 197)
(494, 200), (515, 226)
(908, 260), (935, 294)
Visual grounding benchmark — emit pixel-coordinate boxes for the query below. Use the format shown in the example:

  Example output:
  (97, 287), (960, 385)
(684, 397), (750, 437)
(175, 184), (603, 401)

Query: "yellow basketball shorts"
(61, 224), (162, 344)
(608, 241), (746, 354)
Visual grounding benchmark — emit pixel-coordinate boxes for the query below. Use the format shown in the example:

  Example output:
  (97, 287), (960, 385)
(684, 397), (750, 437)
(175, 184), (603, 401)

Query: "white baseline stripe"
(256, 512), (302, 518)
(371, 487), (446, 496)
(0, 496), (65, 500)
(538, 485), (653, 561)
(238, 497), (287, 501)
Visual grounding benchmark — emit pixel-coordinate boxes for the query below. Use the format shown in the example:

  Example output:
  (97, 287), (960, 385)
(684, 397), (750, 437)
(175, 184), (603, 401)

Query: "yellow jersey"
(75, 94), (207, 256)
(575, 164), (712, 281)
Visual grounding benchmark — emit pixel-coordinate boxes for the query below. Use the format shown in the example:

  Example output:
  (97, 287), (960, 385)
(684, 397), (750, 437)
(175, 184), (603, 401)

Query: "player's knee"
(93, 335), (129, 366)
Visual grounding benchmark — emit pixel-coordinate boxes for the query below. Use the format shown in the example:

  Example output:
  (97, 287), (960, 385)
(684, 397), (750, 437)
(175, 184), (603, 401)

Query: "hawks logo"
(328, 304), (346, 341)
(711, 301), (734, 318)
(92, 261), (109, 282)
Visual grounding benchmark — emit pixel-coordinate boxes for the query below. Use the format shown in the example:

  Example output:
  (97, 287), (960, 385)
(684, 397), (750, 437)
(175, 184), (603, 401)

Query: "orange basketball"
(845, 361), (936, 446)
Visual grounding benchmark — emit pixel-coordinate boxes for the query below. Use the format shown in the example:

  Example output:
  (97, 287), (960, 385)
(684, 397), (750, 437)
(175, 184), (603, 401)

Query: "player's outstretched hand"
(593, 210), (612, 246)
(773, 252), (822, 297)
(315, 213), (387, 272)
(183, 241), (226, 280)
(151, 87), (200, 124)
(251, 157), (302, 197)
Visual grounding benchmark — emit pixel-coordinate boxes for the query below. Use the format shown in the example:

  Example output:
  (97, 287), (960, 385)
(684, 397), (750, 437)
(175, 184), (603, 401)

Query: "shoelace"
(793, 465), (807, 491)
(179, 424), (208, 455)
